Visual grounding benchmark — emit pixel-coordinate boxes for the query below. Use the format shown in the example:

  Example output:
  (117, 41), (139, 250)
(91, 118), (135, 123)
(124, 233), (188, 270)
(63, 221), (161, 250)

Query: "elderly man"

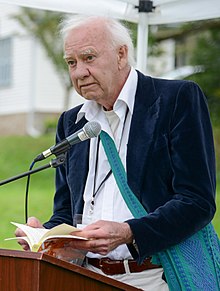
(16, 15), (216, 290)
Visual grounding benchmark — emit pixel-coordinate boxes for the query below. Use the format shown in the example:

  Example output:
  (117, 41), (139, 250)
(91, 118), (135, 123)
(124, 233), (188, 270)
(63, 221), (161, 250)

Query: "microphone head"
(84, 121), (101, 138)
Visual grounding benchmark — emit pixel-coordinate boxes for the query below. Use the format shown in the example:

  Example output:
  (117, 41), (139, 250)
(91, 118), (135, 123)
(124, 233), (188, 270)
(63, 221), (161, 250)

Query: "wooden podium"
(0, 249), (140, 290)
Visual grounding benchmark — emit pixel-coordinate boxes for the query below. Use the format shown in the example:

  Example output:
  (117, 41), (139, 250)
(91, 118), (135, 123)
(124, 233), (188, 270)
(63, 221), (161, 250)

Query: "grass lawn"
(0, 130), (219, 251)
(0, 135), (55, 250)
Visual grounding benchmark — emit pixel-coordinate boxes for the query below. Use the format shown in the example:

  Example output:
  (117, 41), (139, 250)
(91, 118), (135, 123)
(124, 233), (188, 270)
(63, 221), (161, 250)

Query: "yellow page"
(33, 234), (87, 252)
(40, 223), (79, 240)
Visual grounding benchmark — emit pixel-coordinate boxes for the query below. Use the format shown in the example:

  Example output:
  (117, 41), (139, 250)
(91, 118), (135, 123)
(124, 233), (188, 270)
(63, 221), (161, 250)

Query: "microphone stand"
(0, 154), (66, 186)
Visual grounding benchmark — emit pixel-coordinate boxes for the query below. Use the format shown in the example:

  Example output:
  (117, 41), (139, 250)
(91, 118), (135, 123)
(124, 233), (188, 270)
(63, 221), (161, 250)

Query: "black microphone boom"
(34, 121), (101, 162)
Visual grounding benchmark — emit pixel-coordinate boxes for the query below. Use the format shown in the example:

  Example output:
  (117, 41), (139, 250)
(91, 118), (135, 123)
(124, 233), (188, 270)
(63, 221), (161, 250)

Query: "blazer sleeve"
(43, 112), (73, 228)
(126, 81), (216, 263)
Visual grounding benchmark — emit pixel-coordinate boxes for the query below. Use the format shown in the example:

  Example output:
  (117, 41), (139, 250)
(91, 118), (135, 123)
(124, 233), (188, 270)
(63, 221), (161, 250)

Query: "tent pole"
(136, 12), (149, 74)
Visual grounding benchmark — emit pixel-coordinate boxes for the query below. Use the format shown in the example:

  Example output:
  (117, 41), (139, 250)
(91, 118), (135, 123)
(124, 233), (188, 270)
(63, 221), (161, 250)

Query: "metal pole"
(136, 12), (149, 73)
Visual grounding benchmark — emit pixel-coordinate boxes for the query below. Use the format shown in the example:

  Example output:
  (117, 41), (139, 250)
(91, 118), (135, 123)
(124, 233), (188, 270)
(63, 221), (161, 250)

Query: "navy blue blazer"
(44, 71), (216, 263)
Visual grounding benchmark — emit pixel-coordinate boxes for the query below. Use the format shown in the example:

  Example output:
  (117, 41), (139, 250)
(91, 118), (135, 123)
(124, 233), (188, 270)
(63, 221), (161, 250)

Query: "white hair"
(59, 15), (135, 67)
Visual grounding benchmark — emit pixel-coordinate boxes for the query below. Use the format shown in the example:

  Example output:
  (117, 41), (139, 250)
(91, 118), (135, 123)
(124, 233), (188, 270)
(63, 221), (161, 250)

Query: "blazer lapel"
(66, 116), (90, 210)
(127, 72), (160, 198)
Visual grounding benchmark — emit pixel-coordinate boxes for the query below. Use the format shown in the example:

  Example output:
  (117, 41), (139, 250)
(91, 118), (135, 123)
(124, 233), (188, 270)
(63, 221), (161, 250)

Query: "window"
(0, 37), (12, 87)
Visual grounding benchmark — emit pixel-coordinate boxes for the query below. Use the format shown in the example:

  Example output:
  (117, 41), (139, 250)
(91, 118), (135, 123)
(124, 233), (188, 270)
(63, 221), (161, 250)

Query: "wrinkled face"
(64, 20), (129, 110)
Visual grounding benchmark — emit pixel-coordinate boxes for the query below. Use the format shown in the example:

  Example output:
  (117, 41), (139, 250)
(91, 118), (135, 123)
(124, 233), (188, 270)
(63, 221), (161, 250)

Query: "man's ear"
(117, 45), (128, 70)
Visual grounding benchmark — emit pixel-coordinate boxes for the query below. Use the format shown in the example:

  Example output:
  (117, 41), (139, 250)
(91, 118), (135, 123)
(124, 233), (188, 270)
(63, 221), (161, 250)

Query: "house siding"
(0, 4), (83, 135)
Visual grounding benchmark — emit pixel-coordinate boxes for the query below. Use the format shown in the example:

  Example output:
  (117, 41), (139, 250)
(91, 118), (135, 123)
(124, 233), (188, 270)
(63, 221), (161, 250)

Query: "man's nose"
(72, 62), (90, 79)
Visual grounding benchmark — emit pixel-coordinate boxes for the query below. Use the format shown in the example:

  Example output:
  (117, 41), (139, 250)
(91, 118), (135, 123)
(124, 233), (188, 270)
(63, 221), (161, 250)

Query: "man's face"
(64, 20), (129, 110)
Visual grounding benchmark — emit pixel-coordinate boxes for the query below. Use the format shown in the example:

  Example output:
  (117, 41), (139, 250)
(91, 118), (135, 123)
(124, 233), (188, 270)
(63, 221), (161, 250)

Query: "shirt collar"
(113, 67), (137, 115)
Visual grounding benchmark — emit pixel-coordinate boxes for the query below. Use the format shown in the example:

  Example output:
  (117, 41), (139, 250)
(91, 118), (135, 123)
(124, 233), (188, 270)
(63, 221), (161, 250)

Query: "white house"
(0, 3), (83, 135)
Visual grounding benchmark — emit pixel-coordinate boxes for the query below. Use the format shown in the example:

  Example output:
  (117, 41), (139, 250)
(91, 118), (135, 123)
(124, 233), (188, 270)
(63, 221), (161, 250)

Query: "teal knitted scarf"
(100, 130), (220, 291)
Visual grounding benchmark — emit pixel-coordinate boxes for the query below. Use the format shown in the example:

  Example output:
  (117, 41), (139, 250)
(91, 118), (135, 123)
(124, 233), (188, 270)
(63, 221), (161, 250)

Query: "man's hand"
(69, 220), (133, 256)
(15, 216), (44, 251)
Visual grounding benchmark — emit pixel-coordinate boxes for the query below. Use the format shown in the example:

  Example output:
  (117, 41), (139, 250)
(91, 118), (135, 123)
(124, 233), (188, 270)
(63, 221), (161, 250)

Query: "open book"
(6, 222), (87, 252)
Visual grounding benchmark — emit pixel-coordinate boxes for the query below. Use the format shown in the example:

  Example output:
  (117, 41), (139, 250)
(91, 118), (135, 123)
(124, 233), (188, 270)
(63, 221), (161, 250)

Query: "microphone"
(34, 121), (101, 162)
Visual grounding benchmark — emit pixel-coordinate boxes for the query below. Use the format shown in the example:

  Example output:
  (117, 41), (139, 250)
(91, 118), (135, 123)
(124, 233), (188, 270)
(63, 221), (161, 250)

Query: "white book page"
(5, 236), (32, 249)
(10, 222), (49, 247)
(6, 222), (87, 252)
(9, 222), (83, 247)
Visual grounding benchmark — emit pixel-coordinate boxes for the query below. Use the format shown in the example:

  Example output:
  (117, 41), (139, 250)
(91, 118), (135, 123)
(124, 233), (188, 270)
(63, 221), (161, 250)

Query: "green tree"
(189, 28), (220, 124)
(13, 7), (72, 109)
(153, 19), (220, 124)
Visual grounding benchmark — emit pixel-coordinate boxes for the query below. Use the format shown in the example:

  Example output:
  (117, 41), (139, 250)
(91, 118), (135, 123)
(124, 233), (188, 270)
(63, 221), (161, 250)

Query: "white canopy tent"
(0, 0), (220, 72)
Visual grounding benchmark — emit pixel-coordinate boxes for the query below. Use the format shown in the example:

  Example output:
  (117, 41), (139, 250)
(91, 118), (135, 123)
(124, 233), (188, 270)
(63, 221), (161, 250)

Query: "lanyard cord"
(89, 107), (129, 213)
(90, 137), (112, 209)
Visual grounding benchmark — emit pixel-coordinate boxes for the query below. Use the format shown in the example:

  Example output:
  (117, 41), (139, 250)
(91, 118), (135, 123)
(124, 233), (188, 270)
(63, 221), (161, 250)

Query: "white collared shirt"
(76, 68), (138, 259)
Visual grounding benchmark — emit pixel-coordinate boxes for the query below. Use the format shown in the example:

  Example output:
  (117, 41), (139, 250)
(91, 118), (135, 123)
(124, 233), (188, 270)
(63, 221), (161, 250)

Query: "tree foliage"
(12, 7), (72, 109)
(153, 19), (220, 124)
(188, 27), (220, 123)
